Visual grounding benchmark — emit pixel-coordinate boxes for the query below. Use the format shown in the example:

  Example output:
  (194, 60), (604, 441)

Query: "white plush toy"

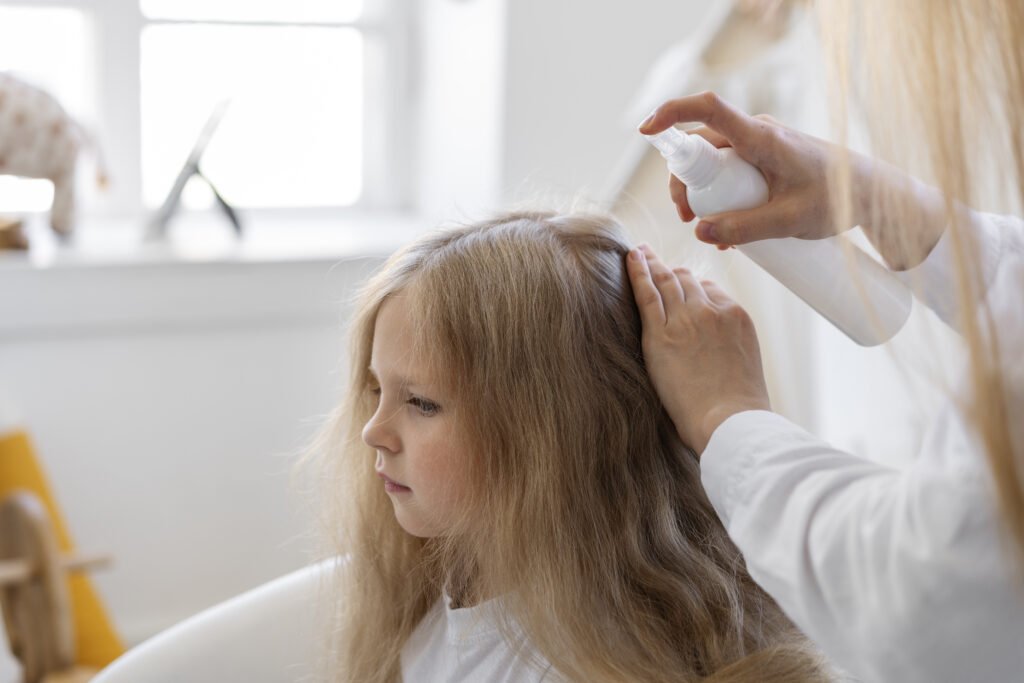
(0, 72), (106, 238)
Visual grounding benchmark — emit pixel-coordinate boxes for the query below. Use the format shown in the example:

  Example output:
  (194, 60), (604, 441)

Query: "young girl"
(309, 210), (832, 682)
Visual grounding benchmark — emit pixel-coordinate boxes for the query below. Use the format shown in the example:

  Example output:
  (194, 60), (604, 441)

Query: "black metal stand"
(147, 161), (241, 240)
(146, 100), (240, 240)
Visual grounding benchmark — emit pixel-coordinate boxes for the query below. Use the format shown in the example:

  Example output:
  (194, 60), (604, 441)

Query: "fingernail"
(696, 222), (718, 243)
(629, 248), (642, 261)
(637, 110), (656, 131)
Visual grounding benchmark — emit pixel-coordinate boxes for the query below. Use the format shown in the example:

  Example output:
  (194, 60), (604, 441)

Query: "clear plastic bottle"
(642, 126), (912, 346)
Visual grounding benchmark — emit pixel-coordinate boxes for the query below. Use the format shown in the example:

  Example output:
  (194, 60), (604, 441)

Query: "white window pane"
(0, 8), (90, 114)
(140, 0), (363, 24)
(0, 7), (91, 214)
(140, 25), (363, 209)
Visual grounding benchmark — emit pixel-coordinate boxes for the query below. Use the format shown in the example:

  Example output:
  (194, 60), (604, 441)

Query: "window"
(0, 0), (409, 222)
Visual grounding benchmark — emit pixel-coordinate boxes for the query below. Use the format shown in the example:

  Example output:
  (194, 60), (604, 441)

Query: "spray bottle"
(642, 126), (911, 346)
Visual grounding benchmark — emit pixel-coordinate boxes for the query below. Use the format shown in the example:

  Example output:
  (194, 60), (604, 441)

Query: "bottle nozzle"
(641, 125), (720, 189)
(641, 126), (691, 158)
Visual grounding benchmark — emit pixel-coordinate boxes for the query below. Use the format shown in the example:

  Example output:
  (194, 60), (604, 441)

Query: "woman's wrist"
(696, 400), (771, 456)
(853, 155), (948, 271)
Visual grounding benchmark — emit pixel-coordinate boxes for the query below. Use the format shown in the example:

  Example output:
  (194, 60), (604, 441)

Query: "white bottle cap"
(643, 126), (691, 158)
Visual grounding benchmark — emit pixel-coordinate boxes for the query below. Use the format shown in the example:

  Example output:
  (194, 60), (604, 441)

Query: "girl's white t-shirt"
(400, 594), (555, 682)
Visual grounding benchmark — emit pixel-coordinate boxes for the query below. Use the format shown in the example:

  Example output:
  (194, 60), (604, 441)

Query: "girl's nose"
(361, 406), (400, 455)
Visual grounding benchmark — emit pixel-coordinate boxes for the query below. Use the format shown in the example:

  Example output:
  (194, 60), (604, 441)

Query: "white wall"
(501, 0), (711, 206)
(413, 0), (711, 218)
(0, 248), (384, 643)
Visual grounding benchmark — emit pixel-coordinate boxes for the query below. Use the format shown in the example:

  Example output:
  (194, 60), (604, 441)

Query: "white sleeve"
(895, 211), (1021, 332)
(700, 214), (1024, 680)
(701, 410), (1024, 683)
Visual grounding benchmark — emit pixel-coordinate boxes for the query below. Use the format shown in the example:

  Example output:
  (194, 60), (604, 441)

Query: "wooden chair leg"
(0, 490), (75, 682)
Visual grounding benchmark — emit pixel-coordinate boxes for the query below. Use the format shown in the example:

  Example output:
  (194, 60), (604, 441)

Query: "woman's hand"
(639, 91), (860, 247)
(626, 244), (771, 455)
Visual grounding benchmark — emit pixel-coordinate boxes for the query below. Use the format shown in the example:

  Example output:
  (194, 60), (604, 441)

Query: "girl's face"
(361, 294), (470, 538)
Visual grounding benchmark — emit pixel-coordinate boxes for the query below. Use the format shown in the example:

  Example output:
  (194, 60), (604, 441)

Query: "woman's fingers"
(700, 279), (734, 308)
(669, 175), (695, 222)
(698, 198), (800, 246)
(638, 91), (757, 151)
(639, 245), (687, 315)
(627, 245), (717, 325)
(673, 267), (710, 307)
(688, 125), (730, 148)
(626, 246), (666, 326)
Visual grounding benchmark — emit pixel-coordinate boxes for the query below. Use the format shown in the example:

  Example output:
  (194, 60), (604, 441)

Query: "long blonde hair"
(308, 211), (831, 682)
(817, 0), (1024, 561)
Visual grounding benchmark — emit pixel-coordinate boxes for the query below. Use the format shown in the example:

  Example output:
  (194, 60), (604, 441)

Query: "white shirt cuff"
(700, 409), (795, 527)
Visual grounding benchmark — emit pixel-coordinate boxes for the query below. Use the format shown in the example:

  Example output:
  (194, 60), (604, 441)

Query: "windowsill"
(0, 210), (434, 337)
(0, 210), (431, 271)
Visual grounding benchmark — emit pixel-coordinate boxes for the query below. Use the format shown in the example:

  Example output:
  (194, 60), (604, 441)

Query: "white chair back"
(92, 561), (333, 683)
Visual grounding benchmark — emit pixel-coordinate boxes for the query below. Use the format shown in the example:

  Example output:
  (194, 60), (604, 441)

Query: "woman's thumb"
(695, 203), (794, 246)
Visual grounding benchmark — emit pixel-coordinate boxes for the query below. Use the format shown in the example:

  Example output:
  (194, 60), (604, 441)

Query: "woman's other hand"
(639, 91), (860, 248)
(626, 244), (771, 455)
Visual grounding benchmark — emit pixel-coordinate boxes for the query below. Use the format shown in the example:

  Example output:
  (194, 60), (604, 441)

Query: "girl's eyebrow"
(367, 365), (429, 389)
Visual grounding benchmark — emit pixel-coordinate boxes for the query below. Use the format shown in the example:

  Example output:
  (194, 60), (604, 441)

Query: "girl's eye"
(408, 396), (440, 416)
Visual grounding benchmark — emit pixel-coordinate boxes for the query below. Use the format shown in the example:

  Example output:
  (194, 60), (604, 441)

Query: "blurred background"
(0, 0), (957, 677)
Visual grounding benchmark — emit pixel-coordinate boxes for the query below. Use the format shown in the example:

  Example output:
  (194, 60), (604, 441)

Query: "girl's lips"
(377, 472), (411, 493)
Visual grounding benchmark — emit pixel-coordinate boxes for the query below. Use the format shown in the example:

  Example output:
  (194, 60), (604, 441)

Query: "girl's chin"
(393, 509), (442, 539)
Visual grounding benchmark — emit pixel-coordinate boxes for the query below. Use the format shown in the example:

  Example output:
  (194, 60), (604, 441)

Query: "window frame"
(0, 0), (413, 222)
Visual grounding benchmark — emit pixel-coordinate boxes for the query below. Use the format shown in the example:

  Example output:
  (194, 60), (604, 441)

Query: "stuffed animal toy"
(0, 72), (106, 239)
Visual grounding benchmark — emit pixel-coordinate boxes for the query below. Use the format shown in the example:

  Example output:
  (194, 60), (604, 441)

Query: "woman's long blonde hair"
(817, 0), (1024, 561)
(308, 211), (830, 682)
